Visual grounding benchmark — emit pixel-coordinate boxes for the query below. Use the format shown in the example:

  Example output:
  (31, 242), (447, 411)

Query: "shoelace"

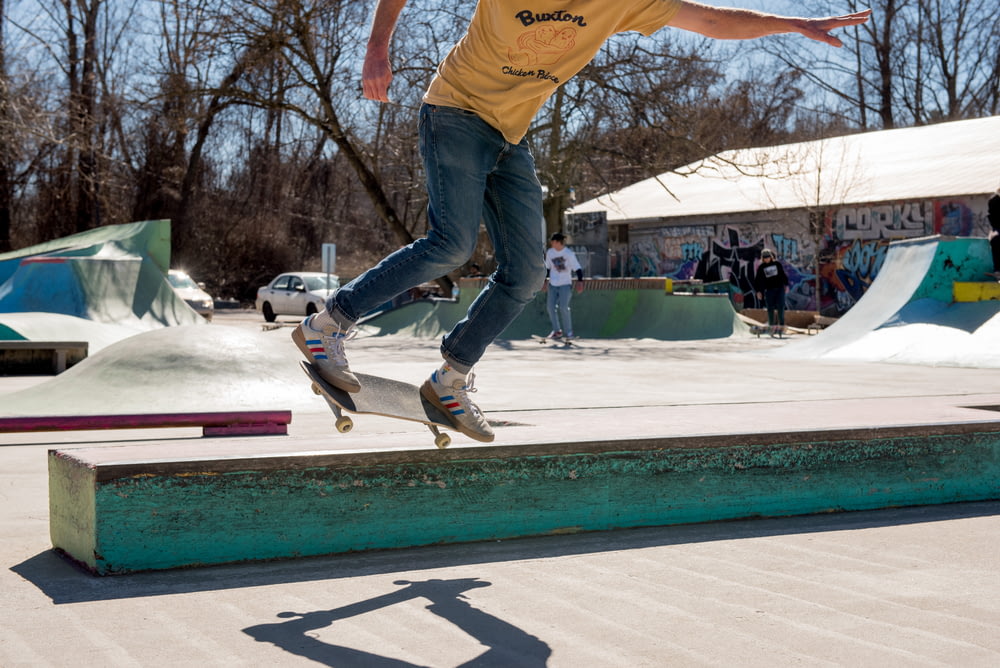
(450, 372), (484, 419)
(321, 327), (356, 365)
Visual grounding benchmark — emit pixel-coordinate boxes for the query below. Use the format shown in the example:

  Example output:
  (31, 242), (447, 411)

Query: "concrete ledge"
(49, 421), (1000, 574)
(0, 340), (88, 374)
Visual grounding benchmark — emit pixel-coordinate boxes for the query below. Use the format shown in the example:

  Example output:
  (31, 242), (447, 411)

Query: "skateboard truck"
(309, 381), (452, 448)
(302, 362), (454, 449)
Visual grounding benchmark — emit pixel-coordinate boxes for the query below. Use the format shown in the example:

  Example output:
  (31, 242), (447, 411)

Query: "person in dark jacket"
(988, 187), (1000, 278)
(754, 248), (790, 327)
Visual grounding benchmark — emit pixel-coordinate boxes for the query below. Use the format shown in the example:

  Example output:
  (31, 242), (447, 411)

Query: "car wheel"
(306, 302), (318, 316)
(262, 302), (276, 322)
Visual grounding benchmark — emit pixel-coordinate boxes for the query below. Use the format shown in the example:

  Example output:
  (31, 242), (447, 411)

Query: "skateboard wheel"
(335, 416), (353, 433)
(310, 382), (321, 396)
(434, 433), (451, 449)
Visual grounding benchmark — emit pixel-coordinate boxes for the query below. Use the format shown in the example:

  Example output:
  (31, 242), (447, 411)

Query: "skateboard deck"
(300, 361), (454, 448)
(750, 324), (786, 338)
(531, 334), (577, 347)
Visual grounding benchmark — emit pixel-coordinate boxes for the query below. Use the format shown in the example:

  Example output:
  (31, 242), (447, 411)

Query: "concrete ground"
(3, 310), (1000, 666)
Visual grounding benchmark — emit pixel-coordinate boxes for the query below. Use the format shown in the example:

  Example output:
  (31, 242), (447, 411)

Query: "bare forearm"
(367, 0), (408, 56)
(672, 1), (872, 48)
(363, 0), (409, 102)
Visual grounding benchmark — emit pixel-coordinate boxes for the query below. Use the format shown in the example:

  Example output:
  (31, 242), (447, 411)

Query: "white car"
(167, 269), (214, 321)
(256, 272), (340, 322)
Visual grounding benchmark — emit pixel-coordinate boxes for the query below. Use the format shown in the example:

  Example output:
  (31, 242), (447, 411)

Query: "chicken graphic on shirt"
(509, 26), (577, 67)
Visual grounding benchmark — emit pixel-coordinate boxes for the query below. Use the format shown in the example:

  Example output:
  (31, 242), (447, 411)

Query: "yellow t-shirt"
(424, 0), (683, 144)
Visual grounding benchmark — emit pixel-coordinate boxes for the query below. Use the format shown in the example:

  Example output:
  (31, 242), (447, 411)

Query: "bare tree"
(910, 0), (1000, 122)
(534, 33), (806, 222)
(0, 0), (11, 251)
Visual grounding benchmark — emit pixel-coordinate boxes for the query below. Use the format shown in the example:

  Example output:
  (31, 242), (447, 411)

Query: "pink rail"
(0, 411), (291, 437)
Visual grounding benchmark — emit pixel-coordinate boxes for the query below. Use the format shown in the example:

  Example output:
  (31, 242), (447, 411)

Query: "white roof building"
(568, 115), (1000, 225)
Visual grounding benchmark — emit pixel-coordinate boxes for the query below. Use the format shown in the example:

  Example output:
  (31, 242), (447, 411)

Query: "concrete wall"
(624, 194), (994, 317)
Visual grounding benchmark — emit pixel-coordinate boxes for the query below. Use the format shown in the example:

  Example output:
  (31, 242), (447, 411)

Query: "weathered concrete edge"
(56, 419), (1000, 481)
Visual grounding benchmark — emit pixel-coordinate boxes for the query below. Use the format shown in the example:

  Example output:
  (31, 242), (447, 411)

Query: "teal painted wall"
(364, 283), (744, 341)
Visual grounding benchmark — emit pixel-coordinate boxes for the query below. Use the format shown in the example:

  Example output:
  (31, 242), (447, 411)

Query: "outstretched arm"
(362, 0), (410, 102)
(671, 1), (871, 48)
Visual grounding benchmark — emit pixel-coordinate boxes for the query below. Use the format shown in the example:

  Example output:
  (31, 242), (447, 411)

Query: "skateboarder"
(294, 0), (872, 443)
(754, 249), (789, 329)
(543, 233), (584, 340)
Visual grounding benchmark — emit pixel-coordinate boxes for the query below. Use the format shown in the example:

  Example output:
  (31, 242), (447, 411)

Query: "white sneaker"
(420, 365), (494, 443)
(292, 310), (361, 393)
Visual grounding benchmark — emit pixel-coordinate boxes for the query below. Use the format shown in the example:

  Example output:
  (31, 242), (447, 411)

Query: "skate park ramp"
(361, 279), (747, 341)
(0, 220), (205, 353)
(0, 324), (311, 417)
(772, 235), (1000, 367)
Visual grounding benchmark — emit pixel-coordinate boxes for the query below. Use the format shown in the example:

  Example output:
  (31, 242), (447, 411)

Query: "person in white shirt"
(543, 233), (584, 339)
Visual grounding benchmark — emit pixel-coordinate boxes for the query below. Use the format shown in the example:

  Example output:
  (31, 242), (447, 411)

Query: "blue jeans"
(547, 284), (574, 334)
(330, 104), (546, 370)
(764, 288), (786, 326)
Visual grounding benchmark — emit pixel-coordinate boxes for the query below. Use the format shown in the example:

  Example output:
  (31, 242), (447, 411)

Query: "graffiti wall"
(627, 196), (992, 316)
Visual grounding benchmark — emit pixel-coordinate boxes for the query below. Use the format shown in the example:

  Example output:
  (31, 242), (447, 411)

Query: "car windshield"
(168, 273), (197, 289)
(303, 274), (339, 291)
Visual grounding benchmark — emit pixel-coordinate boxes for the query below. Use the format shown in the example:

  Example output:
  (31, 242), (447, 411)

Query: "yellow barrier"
(953, 281), (1000, 302)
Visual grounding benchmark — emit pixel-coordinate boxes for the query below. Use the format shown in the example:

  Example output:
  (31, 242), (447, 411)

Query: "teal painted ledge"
(49, 422), (1000, 574)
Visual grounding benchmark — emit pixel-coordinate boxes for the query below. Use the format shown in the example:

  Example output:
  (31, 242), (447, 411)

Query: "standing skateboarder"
(294, 0), (872, 443)
(754, 248), (790, 330)
(543, 233), (584, 340)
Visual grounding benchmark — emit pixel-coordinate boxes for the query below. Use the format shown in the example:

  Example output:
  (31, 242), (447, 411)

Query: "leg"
(764, 289), (778, 326)
(546, 286), (561, 333)
(419, 108), (545, 443)
(439, 120), (546, 370)
(556, 285), (574, 335)
(329, 105), (496, 324)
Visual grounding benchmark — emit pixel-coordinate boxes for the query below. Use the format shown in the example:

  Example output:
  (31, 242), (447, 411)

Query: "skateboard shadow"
(243, 578), (551, 666)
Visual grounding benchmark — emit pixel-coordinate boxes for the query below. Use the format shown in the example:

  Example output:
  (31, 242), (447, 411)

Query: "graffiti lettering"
(834, 203), (929, 240)
(834, 239), (887, 304)
(694, 228), (762, 306)
(680, 242), (703, 262)
(770, 234), (799, 262)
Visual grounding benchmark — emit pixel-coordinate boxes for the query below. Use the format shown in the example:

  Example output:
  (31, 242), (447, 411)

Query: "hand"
(362, 50), (393, 102)
(575, 281), (585, 294)
(793, 10), (872, 48)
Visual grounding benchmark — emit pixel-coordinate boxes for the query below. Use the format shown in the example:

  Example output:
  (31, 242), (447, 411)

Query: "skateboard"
(531, 334), (577, 347)
(750, 324), (786, 338)
(300, 361), (454, 449)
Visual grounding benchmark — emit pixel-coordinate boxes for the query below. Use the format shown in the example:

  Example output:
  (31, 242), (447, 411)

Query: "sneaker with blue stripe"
(420, 365), (494, 442)
(292, 310), (361, 393)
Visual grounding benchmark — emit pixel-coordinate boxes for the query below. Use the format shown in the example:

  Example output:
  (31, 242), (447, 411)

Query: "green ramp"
(363, 279), (745, 341)
(0, 220), (204, 344)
